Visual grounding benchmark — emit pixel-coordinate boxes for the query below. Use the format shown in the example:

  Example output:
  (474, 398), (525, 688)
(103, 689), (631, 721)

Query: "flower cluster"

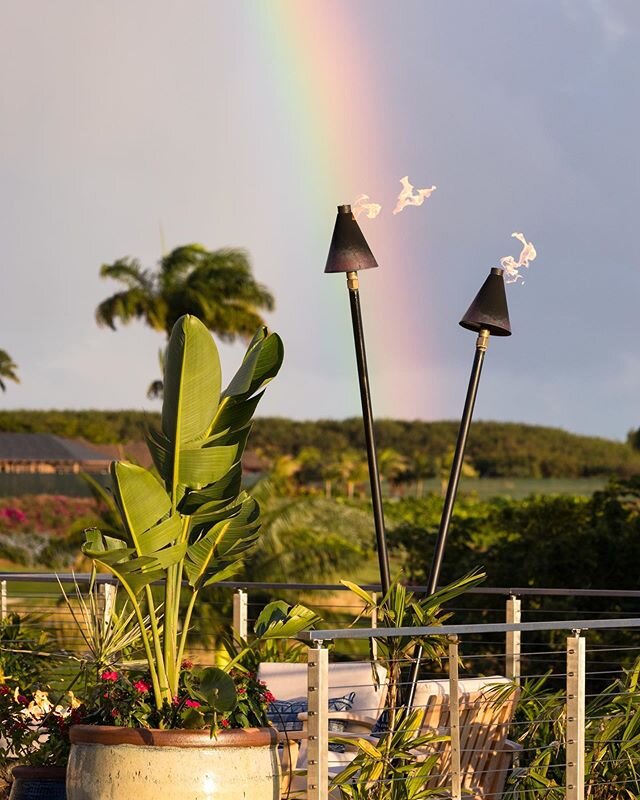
(0, 686), (86, 769)
(0, 507), (26, 524)
(90, 664), (274, 732)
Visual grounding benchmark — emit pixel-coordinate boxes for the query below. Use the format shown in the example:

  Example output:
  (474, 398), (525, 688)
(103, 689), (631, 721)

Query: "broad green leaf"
(178, 444), (238, 489)
(199, 667), (237, 713)
(211, 391), (264, 436)
(254, 602), (320, 639)
(179, 463), (243, 514)
(162, 315), (221, 445)
(137, 514), (182, 555)
(184, 511), (260, 589)
(145, 426), (172, 481)
(111, 462), (171, 542)
(222, 330), (283, 402)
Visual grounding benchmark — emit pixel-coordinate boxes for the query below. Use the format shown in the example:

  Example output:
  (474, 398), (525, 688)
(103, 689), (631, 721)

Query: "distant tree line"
(250, 418), (640, 480)
(0, 412), (639, 479)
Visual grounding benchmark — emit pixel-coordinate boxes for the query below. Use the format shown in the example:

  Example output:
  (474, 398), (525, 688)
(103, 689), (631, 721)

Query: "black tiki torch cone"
(325, 205), (391, 595)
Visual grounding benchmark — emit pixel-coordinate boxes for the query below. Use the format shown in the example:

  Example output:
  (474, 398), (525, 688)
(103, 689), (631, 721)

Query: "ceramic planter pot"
(66, 725), (280, 800)
(9, 766), (67, 800)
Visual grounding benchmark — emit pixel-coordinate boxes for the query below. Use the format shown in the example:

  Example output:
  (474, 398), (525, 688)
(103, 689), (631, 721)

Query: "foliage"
(0, 351), (19, 393)
(95, 244), (275, 395)
(0, 614), (61, 688)
(0, 686), (85, 769)
(331, 708), (449, 799)
(96, 244), (275, 341)
(331, 572), (485, 799)
(85, 664), (272, 731)
(505, 659), (640, 800)
(81, 315), (284, 713)
(387, 477), (640, 592)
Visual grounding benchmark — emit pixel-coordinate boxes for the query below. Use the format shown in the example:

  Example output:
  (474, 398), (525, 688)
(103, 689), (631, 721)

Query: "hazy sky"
(1, 1), (639, 440)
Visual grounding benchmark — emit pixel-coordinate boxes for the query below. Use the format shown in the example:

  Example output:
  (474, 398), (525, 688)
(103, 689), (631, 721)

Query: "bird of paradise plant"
(81, 315), (286, 715)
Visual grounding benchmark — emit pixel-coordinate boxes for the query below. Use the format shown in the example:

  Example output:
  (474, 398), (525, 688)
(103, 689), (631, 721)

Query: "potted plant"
(0, 686), (84, 800)
(67, 315), (303, 799)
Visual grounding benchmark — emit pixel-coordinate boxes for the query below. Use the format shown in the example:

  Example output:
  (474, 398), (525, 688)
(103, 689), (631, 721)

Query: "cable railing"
(1, 573), (640, 799)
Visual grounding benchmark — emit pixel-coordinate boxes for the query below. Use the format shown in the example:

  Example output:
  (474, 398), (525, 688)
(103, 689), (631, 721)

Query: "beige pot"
(66, 725), (280, 800)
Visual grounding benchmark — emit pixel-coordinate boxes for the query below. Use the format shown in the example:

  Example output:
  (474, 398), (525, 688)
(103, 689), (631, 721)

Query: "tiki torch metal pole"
(325, 205), (391, 595)
(346, 269), (391, 594)
(404, 267), (511, 708)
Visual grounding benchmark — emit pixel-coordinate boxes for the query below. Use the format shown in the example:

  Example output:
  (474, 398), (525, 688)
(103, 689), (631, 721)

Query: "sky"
(1, 0), (639, 440)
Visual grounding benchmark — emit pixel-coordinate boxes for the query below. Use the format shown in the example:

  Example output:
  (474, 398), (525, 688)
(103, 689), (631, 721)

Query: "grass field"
(437, 476), (607, 499)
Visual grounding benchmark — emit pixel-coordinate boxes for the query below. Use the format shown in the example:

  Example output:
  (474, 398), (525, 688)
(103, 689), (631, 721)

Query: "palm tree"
(0, 350), (19, 392)
(96, 244), (275, 395)
(378, 448), (410, 496)
(435, 447), (479, 496)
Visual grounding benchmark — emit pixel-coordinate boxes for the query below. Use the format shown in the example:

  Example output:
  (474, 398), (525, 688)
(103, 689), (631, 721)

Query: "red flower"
(184, 699), (201, 709)
(134, 680), (151, 694)
(17, 695), (27, 705)
(101, 670), (119, 682)
(220, 718), (230, 728)
(181, 659), (194, 670)
(111, 708), (119, 718)
(238, 687), (246, 695)
(264, 691), (276, 703)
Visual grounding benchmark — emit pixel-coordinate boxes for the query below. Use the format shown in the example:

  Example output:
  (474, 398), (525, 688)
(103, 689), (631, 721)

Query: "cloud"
(562, 0), (637, 47)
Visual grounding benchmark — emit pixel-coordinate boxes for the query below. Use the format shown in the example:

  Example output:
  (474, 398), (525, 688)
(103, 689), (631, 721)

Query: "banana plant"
(82, 315), (284, 710)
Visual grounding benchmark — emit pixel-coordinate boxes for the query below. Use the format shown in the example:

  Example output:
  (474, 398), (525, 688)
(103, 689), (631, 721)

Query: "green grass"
(404, 477), (607, 500)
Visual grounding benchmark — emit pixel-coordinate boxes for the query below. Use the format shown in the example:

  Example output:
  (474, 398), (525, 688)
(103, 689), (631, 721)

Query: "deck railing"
(1, 574), (639, 798)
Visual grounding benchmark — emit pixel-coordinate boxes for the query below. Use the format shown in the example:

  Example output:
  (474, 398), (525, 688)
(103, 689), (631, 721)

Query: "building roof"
(0, 433), (110, 463)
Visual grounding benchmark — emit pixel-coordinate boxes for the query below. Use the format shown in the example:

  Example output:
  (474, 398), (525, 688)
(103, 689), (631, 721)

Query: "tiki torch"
(404, 266), (512, 707)
(325, 204), (391, 595)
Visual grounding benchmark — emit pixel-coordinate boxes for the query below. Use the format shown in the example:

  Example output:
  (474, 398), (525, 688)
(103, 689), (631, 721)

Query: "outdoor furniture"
(260, 662), (519, 800)
(257, 660), (388, 797)
(413, 676), (521, 799)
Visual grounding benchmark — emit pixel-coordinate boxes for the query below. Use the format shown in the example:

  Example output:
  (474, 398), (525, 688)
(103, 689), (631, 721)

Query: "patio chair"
(257, 660), (388, 797)
(412, 675), (521, 799)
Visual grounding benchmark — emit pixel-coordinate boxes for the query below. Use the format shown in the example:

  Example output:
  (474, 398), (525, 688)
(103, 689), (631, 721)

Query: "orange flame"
(393, 176), (437, 215)
(499, 232), (537, 284)
(352, 194), (382, 220)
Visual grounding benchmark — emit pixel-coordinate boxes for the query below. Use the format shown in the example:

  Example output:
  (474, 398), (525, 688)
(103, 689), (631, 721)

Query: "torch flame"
(352, 194), (382, 220)
(499, 232), (537, 284)
(393, 176), (437, 215)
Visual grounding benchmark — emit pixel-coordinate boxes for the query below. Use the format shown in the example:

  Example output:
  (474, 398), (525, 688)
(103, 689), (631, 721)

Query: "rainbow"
(256, 3), (439, 419)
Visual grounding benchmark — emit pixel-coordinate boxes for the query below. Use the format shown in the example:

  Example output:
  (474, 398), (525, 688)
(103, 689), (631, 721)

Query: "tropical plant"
(505, 659), (640, 800)
(95, 244), (275, 396)
(80, 315), (317, 727)
(331, 708), (449, 799)
(0, 350), (19, 392)
(0, 614), (61, 688)
(331, 572), (485, 799)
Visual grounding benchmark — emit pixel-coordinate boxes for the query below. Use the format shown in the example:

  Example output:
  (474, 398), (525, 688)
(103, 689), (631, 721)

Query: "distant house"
(0, 433), (111, 474)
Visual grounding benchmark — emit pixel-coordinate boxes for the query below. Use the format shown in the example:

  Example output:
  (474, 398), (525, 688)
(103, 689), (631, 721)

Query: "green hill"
(0, 411), (638, 479)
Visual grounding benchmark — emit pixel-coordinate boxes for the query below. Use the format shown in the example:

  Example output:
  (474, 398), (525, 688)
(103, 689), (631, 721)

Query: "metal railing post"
(307, 642), (329, 800)
(232, 588), (248, 641)
(100, 582), (116, 633)
(448, 635), (462, 800)
(370, 591), (378, 661)
(0, 580), (6, 620)
(566, 632), (585, 800)
(505, 595), (521, 683)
